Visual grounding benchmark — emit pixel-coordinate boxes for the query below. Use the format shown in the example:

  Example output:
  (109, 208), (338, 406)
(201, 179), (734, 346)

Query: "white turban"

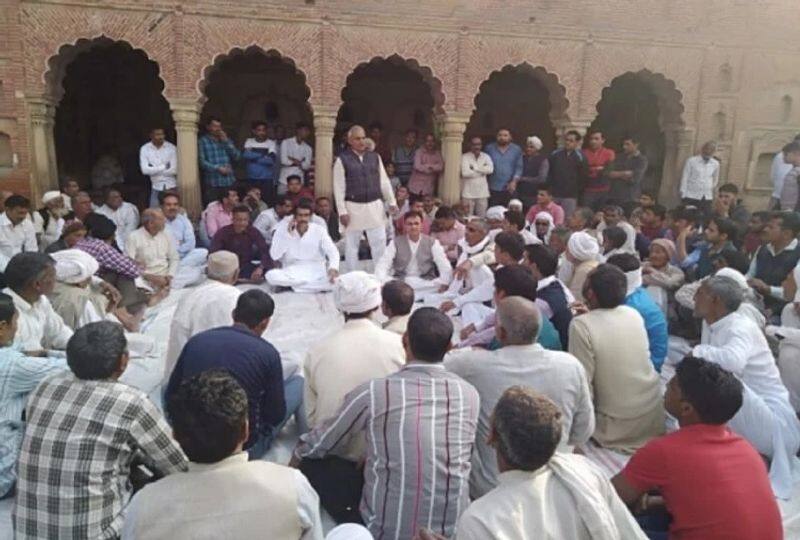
(51, 249), (99, 284)
(715, 267), (749, 292)
(567, 231), (600, 262)
(508, 199), (523, 212)
(325, 524), (373, 540)
(527, 136), (543, 150)
(532, 211), (555, 244)
(486, 206), (506, 221)
(334, 271), (382, 314)
(42, 191), (62, 205)
(624, 268), (643, 296)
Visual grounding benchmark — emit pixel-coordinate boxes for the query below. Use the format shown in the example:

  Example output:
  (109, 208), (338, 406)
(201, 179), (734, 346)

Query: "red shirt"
(287, 187), (315, 207)
(621, 424), (781, 540)
(583, 147), (616, 192)
(525, 202), (565, 225)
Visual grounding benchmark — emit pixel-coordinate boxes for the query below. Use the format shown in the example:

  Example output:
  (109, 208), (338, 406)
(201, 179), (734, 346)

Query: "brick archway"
(197, 46), (313, 148)
(336, 55), (446, 152)
(466, 63), (569, 153)
(43, 36), (168, 105)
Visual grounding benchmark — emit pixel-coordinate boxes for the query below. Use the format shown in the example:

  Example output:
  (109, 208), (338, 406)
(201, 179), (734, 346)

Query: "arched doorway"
(466, 64), (566, 153)
(52, 38), (173, 206)
(336, 55), (444, 155)
(200, 47), (312, 154)
(589, 70), (684, 197)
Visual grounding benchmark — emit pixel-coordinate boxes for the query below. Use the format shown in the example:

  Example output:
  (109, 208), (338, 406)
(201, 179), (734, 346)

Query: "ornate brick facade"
(2, 0), (799, 212)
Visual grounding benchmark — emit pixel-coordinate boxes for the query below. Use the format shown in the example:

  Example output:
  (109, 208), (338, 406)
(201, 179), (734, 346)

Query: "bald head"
(141, 208), (166, 234)
(496, 296), (541, 346)
(347, 125), (367, 153)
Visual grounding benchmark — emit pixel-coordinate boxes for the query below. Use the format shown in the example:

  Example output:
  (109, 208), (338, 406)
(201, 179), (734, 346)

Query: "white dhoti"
(403, 276), (442, 296)
(266, 262), (333, 293)
(460, 302), (494, 328)
(342, 200), (389, 272)
(172, 248), (208, 289)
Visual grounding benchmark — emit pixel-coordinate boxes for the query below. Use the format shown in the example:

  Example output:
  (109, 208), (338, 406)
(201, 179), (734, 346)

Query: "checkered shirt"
(13, 371), (187, 539)
(75, 237), (141, 279)
(198, 134), (240, 188)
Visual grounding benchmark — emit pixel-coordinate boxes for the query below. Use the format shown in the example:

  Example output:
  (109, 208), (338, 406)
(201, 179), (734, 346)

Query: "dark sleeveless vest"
(537, 280), (573, 350)
(755, 243), (800, 312)
(339, 149), (382, 204)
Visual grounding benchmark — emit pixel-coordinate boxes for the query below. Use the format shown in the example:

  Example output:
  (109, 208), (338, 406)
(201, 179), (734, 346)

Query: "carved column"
(170, 98), (202, 219)
(313, 105), (338, 199)
(25, 96), (58, 203)
(660, 125), (696, 207)
(554, 118), (592, 147)
(440, 112), (471, 205)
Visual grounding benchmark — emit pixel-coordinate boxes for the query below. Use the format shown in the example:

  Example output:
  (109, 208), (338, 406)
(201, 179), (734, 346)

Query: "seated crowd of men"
(0, 124), (799, 540)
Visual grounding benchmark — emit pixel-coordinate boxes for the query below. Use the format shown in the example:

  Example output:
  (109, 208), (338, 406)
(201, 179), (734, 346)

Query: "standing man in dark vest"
(747, 211), (800, 322)
(374, 210), (452, 294)
(333, 125), (398, 271)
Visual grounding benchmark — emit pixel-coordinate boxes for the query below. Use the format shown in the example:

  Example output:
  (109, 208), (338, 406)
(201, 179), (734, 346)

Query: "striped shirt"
(297, 363), (479, 540)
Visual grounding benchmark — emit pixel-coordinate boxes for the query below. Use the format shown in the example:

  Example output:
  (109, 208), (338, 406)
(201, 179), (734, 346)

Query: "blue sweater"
(166, 325), (285, 447)
(625, 288), (668, 371)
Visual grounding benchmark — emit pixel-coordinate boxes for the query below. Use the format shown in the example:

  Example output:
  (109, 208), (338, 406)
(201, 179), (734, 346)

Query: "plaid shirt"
(199, 134), (241, 188)
(75, 237), (141, 279)
(13, 371), (187, 539)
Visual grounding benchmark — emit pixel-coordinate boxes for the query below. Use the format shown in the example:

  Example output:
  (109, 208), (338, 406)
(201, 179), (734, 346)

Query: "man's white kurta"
(4, 288), (73, 352)
(332, 154), (396, 232)
(163, 280), (241, 383)
(693, 311), (800, 499)
(267, 221), (339, 292)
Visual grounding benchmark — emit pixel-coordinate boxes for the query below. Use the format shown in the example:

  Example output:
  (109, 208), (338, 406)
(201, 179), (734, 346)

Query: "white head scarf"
(567, 231), (600, 262)
(51, 249), (99, 284)
(715, 267), (749, 292)
(42, 191), (62, 205)
(325, 524), (373, 540)
(527, 136), (543, 150)
(334, 271), (382, 314)
(624, 268), (643, 296)
(508, 199), (523, 212)
(531, 211), (555, 244)
(486, 206), (506, 221)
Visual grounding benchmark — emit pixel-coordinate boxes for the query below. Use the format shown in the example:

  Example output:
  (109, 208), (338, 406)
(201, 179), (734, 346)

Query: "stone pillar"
(170, 99), (202, 219)
(440, 112), (471, 205)
(555, 118), (592, 147)
(25, 96), (58, 203)
(660, 125), (696, 207)
(313, 105), (338, 199)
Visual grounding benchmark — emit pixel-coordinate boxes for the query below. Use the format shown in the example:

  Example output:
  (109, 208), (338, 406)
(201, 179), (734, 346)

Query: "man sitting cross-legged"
(210, 204), (272, 283)
(449, 387), (646, 540)
(613, 356), (782, 540)
(266, 199), (340, 293)
(125, 208), (180, 295)
(125, 370), (323, 540)
(167, 289), (305, 460)
(13, 321), (187, 539)
(294, 308), (479, 539)
(374, 210), (452, 294)
(446, 296), (594, 499)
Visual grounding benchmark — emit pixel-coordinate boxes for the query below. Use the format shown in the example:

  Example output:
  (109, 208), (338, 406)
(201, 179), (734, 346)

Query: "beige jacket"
(304, 318), (405, 460)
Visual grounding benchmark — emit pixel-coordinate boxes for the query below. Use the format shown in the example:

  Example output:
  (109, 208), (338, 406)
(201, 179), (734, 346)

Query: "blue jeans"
(248, 374), (307, 460)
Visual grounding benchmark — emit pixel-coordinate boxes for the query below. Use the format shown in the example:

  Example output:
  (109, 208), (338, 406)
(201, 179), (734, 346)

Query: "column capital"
(25, 95), (56, 126)
(313, 105), (338, 136)
(169, 98), (201, 128)
(440, 111), (471, 139)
